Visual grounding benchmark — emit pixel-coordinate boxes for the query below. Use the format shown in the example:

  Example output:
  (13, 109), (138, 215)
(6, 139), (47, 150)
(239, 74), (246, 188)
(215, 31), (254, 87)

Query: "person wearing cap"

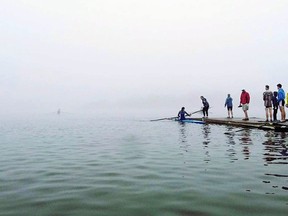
(224, 94), (233, 118)
(178, 107), (191, 120)
(239, 89), (250, 121)
(200, 96), (209, 118)
(263, 85), (273, 122)
(277, 84), (286, 122)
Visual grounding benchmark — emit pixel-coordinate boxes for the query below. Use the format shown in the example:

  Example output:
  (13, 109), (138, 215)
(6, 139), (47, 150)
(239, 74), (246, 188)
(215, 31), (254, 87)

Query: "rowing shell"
(176, 119), (205, 124)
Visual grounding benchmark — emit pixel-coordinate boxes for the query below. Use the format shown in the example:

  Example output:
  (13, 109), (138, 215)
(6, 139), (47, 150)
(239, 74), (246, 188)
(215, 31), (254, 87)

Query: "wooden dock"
(189, 117), (288, 132)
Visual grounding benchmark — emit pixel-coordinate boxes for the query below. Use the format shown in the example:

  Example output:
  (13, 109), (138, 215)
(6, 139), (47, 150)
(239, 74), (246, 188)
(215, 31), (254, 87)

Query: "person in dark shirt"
(178, 107), (190, 120)
(200, 96), (209, 118)
(263, 85), (273, 122)
(272, 91), (279, 122)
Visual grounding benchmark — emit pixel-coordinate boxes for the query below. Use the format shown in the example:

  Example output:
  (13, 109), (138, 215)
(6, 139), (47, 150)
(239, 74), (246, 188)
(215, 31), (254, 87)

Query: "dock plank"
(187, 117), (288, 132)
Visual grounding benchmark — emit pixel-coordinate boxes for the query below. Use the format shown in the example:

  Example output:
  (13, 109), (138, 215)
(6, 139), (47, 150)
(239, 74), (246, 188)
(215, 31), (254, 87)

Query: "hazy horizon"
(1, 0), (287, 119)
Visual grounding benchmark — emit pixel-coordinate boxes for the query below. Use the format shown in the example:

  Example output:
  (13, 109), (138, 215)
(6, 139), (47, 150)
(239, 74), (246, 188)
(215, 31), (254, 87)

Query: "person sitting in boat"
(178, 107), (191, 120)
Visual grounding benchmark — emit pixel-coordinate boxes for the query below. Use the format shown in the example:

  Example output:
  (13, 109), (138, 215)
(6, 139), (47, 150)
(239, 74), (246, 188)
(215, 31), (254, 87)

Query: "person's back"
(225, 94), (233, 118)
(263, 85), (273, 122)
(263, 89), (273, 107)
(225, 96), (233, 107)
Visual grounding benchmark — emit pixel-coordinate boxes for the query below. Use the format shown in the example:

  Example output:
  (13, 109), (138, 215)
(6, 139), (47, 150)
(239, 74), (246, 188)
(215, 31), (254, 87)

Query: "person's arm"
(278, 90), (284, 102)
(247, 93), (250, 104)
(185, 111), (190, 116)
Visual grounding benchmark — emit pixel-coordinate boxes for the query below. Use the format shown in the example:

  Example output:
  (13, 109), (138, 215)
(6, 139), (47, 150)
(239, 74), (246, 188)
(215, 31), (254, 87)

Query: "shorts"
(242, 104), (249, 111)
(227, 106), (233, 111)
(279, 99), (285, 107)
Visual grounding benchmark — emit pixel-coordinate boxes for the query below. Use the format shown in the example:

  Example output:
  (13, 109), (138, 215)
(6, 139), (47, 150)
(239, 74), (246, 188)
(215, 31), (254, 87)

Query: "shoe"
(227, 116), (230, 118)
(265, 119), (269, 122)
(242, 118), (249, 121)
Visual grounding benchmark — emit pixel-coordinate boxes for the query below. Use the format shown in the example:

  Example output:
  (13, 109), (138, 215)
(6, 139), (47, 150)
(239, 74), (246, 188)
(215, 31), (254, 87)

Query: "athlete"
(178, 107), (191, 120)
(200, 96), (209, 118)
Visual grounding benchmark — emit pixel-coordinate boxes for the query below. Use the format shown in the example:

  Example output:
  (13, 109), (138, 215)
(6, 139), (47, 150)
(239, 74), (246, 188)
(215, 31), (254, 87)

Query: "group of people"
(178, 83), (288, 122)
(177, 96), (209, 120)
(262, 84), (287, 122)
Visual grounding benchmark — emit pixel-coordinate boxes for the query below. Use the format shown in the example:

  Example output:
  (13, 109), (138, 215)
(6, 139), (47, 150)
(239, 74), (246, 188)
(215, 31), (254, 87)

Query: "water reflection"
(202, 124), (211, 163)
(178, 123), (190, 155)
(239, 129), (252, 160)
(263, 131), (288, 165)
(178, 122), (187, 144)
(224, 126), (251, 160)
(262, 131), (288, 193)
(224, 126), (237, 163)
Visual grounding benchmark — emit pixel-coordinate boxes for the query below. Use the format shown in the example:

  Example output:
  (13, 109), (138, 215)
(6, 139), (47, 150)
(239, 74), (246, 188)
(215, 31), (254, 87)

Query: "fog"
(1, 0), (287, 119)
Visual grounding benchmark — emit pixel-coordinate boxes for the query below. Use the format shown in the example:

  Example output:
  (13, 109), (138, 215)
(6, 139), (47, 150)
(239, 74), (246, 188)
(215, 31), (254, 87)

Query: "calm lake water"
(0, 115), (287, 216)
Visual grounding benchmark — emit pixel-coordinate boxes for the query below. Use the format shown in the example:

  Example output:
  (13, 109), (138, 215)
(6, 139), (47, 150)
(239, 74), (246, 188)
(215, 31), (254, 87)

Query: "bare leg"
(244, 110), (249, 119)
(280, 106), (286, 121)
(268, 108), (273, 121)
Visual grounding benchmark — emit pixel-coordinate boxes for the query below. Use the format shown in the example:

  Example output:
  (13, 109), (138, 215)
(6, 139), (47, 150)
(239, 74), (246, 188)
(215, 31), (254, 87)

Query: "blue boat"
(176, 119), (205, 124)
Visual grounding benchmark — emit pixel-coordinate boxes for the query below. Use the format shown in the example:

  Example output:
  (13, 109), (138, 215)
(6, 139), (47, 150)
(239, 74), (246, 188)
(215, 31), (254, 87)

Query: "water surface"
(0, 116), (287, 216)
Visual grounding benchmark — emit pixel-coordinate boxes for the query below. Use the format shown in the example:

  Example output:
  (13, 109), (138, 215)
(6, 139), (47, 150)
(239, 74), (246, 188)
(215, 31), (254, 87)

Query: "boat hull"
(177, 119), (205, 124)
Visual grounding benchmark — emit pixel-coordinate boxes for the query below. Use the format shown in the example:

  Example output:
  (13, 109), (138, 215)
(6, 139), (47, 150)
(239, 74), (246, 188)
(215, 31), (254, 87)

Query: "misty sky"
(1, 0), (287, 118)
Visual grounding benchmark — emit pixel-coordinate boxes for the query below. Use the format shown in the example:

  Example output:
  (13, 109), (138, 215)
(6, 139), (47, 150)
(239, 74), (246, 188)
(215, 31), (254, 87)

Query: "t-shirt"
(263, 90), (273, 107)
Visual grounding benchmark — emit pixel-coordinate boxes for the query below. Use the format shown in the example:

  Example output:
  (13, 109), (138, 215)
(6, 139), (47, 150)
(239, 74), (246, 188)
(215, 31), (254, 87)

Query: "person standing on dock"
(272, 91), (279, 122)
(224, 94), (233, 118)
(239, 89), (250, 121)
(178, 107), (191, 120)
(200, 96), (209, 118)
(277, 84), (286, 122)
(263, 85), (273, 122)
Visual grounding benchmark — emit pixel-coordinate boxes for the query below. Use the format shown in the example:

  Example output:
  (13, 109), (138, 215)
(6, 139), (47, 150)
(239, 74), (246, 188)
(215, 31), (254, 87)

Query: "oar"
(150, 109), (203, 122)
(189, 109), (203, 115)
(150, 117), (177, 122)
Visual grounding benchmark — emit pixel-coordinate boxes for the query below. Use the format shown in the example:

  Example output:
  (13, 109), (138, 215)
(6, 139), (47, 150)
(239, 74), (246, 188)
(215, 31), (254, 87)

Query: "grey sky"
(1, 0), (287, 117)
